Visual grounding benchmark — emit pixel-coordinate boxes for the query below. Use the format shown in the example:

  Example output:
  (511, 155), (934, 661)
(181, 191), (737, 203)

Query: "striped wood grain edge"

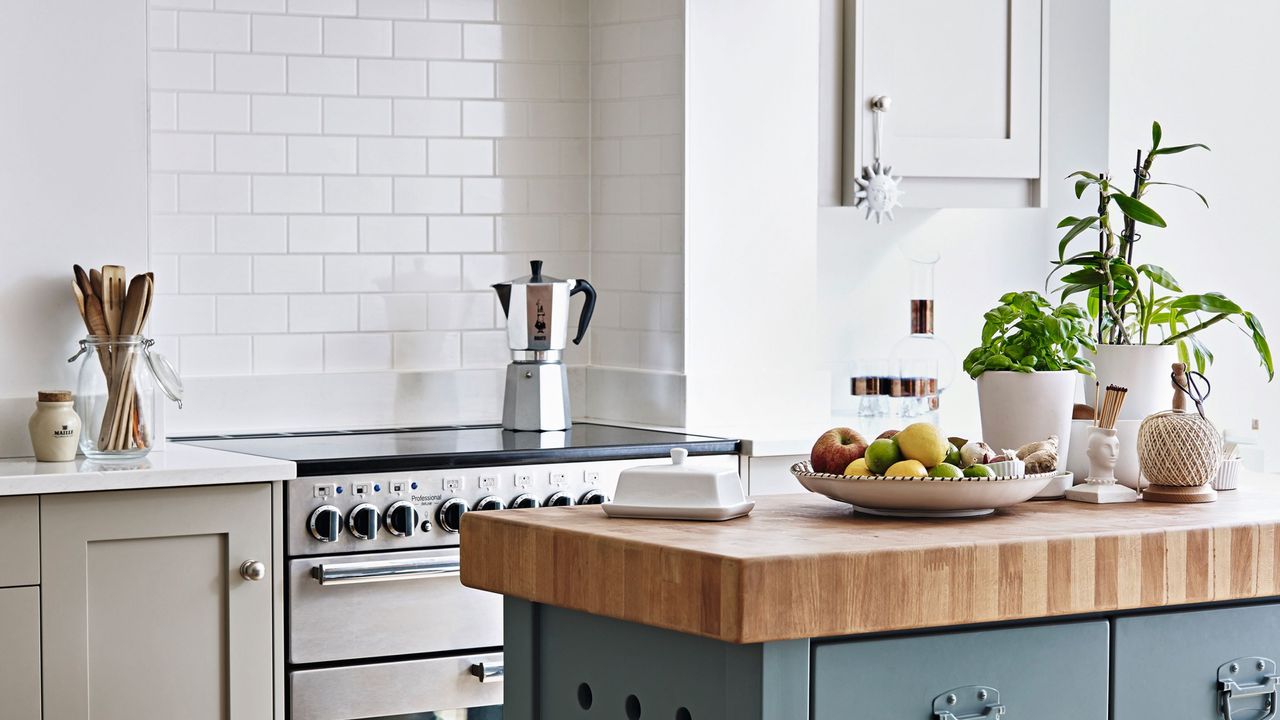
(460, 475), (1280, 644)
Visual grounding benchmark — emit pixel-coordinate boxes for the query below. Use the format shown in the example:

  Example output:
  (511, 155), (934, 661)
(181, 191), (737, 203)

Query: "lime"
(885, 459), (928, 477)
(964, 464), (996, 478)
(928, 463), (964, 478)
(944, 443), (962, 466)
(864, 438), (902, 474)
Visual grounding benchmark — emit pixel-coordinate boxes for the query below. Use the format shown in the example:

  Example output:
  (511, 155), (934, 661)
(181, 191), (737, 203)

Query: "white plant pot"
(1089, 344), (1177, 421)
(976, 370), (1076, 472)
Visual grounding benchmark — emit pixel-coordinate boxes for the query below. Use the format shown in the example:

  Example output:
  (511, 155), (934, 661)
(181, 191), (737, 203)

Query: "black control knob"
(309, 505), (343, 543)
(475, 495), (506, 512)
(348, 503), (380, 541)
(579, 489), (609, 505)
(511, 493), (540, 509)
(384, 501), (419, 538)
(437, 498), (469, 534)
(545, 491), (574, 507)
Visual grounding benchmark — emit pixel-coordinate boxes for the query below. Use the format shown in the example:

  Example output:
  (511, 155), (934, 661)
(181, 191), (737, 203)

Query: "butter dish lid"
(607, 448), (752, 520)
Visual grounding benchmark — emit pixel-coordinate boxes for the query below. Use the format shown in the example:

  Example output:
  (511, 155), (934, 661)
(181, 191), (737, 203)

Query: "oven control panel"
(286, 455), (739, 556)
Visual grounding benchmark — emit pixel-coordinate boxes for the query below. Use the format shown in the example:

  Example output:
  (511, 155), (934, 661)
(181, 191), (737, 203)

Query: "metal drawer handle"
(311, 555), (461, 586)
(933, 686), (1005, 720)
(470, 660), (504, 684)
(1220, 657), (1280, 720)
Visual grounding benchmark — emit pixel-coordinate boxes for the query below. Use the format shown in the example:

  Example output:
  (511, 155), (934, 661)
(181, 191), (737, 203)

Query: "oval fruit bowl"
(790, 461), (1056, 518)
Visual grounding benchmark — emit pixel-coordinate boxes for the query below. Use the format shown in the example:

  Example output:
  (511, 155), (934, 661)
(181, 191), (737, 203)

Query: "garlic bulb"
(960, 441), (997, 467)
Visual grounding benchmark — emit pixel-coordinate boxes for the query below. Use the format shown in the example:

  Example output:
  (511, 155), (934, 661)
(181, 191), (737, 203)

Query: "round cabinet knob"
(511, 493), (540, 509)
(475, 495), (506, 512)
(348, 503), (380, 541)
(309, 505), (343, 543)
(437, 498), (469, 534)
(579, 489), (609, 505)
(239, 560), (266, 581)
(385, 500), (419, 538)
(545, 491), (574, 507)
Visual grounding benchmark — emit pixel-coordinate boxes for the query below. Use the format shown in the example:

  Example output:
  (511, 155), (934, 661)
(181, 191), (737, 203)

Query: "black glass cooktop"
(176, 423), (739, 476)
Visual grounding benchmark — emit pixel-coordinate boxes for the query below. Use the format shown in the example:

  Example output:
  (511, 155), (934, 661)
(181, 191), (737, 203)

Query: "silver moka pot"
(492, 260), (596, 431)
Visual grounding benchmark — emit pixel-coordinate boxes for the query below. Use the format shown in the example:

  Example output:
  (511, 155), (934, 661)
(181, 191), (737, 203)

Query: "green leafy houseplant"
(963, 291), (1097, 378)
(1049, 121), (1273, 380)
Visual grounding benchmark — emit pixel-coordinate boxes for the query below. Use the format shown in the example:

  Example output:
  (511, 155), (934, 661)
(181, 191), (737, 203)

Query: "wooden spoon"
(104, 274), (152, 449)
(102, 265), (126, 339)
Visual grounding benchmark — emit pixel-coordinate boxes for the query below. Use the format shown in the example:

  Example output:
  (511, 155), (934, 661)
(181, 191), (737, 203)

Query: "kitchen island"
(462, 475), (1280, 719)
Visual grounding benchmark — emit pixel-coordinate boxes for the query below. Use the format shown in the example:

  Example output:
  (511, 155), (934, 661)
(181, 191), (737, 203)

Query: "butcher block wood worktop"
(461, 474), (1280, 644)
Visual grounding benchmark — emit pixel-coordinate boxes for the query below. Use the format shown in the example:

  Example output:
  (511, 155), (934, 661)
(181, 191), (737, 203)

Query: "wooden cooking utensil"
(73, 265), (113, 379)
(102, 265), (126, 339)
(102, 274), (152, 450)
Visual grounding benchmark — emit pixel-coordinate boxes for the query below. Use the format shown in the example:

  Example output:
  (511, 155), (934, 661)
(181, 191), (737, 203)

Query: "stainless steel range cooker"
(181, 423), (740, 720)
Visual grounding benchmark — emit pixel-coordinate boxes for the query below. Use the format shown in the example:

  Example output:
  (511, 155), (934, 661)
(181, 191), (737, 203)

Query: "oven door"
(290, 651), (504, 720)
(289, 548), (503, 664)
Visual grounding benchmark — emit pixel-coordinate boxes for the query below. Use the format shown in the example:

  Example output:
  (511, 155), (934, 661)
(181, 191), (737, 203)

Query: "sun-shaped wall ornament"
(853, 95), (904, 223)
(853, 160), (904, 224)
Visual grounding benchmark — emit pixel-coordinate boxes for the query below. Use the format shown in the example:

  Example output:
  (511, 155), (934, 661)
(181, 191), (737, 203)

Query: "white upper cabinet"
(840, 0), (1047, 208)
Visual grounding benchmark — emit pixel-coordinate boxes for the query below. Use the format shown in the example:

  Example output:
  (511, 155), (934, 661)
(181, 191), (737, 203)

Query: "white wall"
(818, 0), (1111, 442)
(1110, 0), (1280, 468)
(0, 0), (149, 456)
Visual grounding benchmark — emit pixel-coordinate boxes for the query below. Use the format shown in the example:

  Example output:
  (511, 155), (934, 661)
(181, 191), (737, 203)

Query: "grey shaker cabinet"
(1114, 603), (1280, 719)
(40, 484), (275, 720)
(812, 621), (1110, 719)
(0, 586), (42, 720)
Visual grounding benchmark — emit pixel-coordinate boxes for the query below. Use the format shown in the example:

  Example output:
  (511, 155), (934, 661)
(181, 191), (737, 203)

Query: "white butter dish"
(603, 448), (754, 521)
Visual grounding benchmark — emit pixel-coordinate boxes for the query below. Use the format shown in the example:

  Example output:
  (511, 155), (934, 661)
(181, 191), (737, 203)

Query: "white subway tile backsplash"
(495, 139), (558, 176)
(151, 51), (214, 90)
(359, 59), (427, 96)
(254, 14), (322, 54)
(179, 11), (250, 51)
(358, 137), (427, 174)
(393, 253), (461, 291)
(290, 294), (359, 331)
(430, 0), (494, 21)
(324, 176), (393, 212)
(496, 63), (559, 100)
(394, 177), (461, 213)
(496, 215), (557, 252)
(149, 295), (216, 335)
(529, 25), (587, 62)
(154, 0), (213, 9)
(461, 330), (508, 367)
(151, 92), (179, 130)
(463, 177), (526, 213)
(150, 11), (179, 49)
(429, 61), (494, 98)
(254, 175), (324, 212)
(181, 335), (254, 375)
(152, 214), (215, 253)
(179, 254), (253, 293)
(393, 331), (461, 369)
(217, 0), (285, 11)
(289, 56), (358, 95)
(180, 174), (252, 212)
(289, 136), (358, 174)
(494, 0), (558, 24)
(152, 173), (179, 213)
(462, 100), (526, 137)
(429, 216), (492, 252)
(179, 93), (250, 131)
(255, 255), (325, 292)
(216, 54), (287, 93)
(288, 0), (358, 17)
(324, 332), (392, 371)
(428, 292), (494, 329)
(253, 334), (324, 374)
(324, 97), (393, 135)
(324, 254), (393, 292)
(290, 216), (358, 252)
(152, 133), (215, 172)
(394, 21), (462, 59)
(394, 99), (461, 136)
(217, 215), (288, 253)
(217, 295), (289, 333)
(460, 253), (528, 290)
(428, 138), (492, 175)
(359, 293), (427, 330)
(360, 216), (427, 252)
(253, 95), (322, 134)
(217, 135), (287, 173)
(359, 0), (428, 19)
(464, 23), (527, 61)
(325, 18), (393, 56)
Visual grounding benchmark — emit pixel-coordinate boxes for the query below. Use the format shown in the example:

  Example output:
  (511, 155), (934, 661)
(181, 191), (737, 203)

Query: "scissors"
(1173, 369), (1211, 420)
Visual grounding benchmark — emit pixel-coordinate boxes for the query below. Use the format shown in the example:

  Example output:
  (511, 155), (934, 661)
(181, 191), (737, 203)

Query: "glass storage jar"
(69, 336), (182, 461)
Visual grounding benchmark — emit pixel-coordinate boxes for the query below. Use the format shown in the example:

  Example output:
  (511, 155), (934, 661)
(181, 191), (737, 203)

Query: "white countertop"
(0, 443), (296, 496)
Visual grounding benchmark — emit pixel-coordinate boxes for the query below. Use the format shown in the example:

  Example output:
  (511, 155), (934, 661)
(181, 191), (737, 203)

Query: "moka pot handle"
(570, 279), (596, 345)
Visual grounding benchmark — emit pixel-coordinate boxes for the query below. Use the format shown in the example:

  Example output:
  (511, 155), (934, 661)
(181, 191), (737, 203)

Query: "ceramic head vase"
(1085, 427), (1119, 485)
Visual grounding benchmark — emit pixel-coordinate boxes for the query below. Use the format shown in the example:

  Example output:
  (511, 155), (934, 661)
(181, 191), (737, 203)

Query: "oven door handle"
(310, 555), (462, 586)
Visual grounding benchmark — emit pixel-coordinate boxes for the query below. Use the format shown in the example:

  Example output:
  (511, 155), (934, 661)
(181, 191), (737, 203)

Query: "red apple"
(877, 429), (900, 440)
(810, 427), (869, 474)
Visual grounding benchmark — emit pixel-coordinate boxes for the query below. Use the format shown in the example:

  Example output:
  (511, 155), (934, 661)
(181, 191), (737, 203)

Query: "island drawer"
(812, 621), (1109, 720)
(0, 496), (39, 587)
(1114, 602), (1280, 719)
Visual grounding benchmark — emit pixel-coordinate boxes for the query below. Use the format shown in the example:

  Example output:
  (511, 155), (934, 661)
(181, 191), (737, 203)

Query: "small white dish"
(603, 447), (752, 522)
(1213, 457), (1242, 491)
(987, 459), (1026, 478)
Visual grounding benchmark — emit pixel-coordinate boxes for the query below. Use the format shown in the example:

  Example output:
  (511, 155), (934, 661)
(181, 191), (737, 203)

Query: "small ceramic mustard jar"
(29, 390), (82, 462)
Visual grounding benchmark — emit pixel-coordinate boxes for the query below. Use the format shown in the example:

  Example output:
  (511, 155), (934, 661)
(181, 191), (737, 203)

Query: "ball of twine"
(1137, 410), (1222, 487)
